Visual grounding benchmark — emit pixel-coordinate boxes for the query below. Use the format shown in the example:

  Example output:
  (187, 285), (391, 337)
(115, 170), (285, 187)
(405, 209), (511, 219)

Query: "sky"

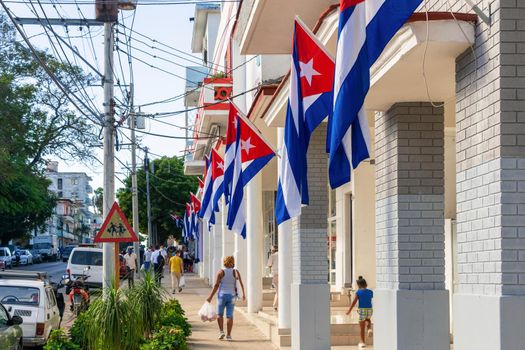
(6, 0), (203, 191)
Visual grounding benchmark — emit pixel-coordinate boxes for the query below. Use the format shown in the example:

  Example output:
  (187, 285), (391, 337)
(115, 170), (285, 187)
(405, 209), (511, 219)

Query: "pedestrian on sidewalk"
(206, 255), (246, 342)
(346, 276), (373, 349)
(124, 247), (138, 288)
(266, 245), (278, 310)
(169, 250), (184, 294)
(152, 245), (165, 284)
(143, 246), (153, 271)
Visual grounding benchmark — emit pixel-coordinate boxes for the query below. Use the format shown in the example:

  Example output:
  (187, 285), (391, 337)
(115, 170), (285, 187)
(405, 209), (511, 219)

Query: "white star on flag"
(217, 162), (224, 171)
(299, 58), (321, 86)
(241, 137), (255, 154)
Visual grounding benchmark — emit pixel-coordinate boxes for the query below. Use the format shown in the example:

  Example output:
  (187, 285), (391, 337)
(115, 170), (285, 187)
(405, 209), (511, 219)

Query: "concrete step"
(241, 308), (374, 348)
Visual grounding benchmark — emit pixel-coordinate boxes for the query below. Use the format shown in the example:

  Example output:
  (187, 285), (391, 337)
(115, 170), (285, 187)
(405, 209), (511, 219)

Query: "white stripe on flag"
(280, 141), (301, 218)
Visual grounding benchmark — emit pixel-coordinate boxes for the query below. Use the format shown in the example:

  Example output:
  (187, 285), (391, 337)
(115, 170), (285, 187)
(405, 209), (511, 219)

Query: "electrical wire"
(0, 3), (104, 126)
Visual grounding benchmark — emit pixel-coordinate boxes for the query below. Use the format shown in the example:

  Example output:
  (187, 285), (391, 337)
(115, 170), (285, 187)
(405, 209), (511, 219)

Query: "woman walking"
(206, 256), (246, 341)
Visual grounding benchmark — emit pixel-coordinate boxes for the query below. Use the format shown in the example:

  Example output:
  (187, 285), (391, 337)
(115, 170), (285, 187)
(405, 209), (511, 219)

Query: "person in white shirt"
(144, 246), (153, 271)
(267, 246), (279, 310)
(124, 248), (138, 288)
(151, 245), (165, 284)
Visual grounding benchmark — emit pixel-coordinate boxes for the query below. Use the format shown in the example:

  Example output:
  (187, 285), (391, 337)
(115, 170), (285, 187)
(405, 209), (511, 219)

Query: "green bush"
(140, 327), (187, 350)
(128, 269), (165, 337)
(44, 329), (80, 350)
(163, 299), (185, 316)
(159, 303), (191, 337)
(69, 311), (89, 348)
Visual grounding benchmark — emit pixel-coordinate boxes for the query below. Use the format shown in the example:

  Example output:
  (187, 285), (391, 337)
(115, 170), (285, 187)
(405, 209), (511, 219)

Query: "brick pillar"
(453, 1), (525, 348)
(291, 123), (330, 350)
(374, 103), (449, 350)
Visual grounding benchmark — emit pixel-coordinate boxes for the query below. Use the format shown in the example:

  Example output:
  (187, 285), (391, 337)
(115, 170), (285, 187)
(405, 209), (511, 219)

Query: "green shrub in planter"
(163, 299), (185, 316)
(159, 311), (191, 337)
(140, 327), (188, 350)
(44, 329), (80, 350)
(69, 311), (89, 348)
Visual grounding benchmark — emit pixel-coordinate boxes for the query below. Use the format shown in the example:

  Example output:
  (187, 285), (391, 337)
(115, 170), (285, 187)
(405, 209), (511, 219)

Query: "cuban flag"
(199, 154), (214, 222)
(197, 178), (205, 200)
(275, 18), (335, 225)
(210, 148), (225, 214)
(183, 203), (191, 239)
(171, 214), (183, 230)
(328, 0), (422, 188)
(190, 193), (201, 239)
(223, 103), (240, 204)
(227, 114), (275, 238)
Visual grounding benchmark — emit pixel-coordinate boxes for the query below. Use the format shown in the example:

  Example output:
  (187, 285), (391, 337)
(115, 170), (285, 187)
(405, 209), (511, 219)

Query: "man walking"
(124, 247), (138, 288)
(267, 246), (279, 310)
(152, 245), (165, 284)
(144, 246), (153, 271)
(169, 250), (184, 294)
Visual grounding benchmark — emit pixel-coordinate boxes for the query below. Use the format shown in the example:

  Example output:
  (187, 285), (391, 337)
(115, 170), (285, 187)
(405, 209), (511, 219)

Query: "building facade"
(185, 1), (525, 349)
(40, 161), (98, 245)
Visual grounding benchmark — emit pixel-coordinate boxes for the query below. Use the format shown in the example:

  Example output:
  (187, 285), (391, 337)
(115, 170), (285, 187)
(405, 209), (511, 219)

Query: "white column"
(234, 229), (247, 281)
(213, 216), (223, 275)
(290, 124), (330, 350)
(200, 221), (208, 280)
(208, 224), (214, 286)
(277, 127), (292, 329)
(221, 199), (235, 260)
(246, 173), (263, 313)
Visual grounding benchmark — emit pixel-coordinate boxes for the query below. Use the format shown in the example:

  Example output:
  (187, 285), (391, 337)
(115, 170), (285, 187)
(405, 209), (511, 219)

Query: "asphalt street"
(14, 260), (68, 284)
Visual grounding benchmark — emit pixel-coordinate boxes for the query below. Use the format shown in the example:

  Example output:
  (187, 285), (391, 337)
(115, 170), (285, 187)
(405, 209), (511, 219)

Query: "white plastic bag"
(179, 275), (186, 287)
(198, 301), (217, 322)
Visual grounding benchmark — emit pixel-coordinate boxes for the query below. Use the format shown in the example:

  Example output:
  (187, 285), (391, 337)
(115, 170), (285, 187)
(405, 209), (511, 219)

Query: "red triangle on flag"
(94, 202), (139, 243)
(237, 113), (276, 163)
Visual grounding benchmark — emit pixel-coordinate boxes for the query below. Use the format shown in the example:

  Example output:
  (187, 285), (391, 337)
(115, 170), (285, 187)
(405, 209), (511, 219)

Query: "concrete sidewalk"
(166, 273), (277, 350)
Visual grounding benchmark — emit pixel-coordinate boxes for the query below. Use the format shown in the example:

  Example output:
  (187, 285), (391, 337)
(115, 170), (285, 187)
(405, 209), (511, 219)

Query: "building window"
(263, 191), (277, 276)
(327, 186), (337, 285)
(71, 178), (78, 185)
(58, 191), (63, 198)
(57, 178), (63, 190)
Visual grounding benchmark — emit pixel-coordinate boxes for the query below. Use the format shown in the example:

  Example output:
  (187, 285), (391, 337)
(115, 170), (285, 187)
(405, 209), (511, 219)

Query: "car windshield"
(33, 243), (51, 249)
(0, 251), (4, 257)
(64, 247), (76, 254)
(0, 286), (40, 306)
(71, 251), (102, 266)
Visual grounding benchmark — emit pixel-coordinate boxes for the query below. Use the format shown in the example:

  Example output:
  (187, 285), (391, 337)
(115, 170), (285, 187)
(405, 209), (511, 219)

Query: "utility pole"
(145, 148), (153, 247)
(130, 83), (141, 263)
(97, 0), (119, 290)
(102, 19), (116, 289)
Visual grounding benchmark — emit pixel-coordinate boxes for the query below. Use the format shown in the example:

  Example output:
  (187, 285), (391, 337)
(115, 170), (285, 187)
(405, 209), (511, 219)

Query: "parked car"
(30, 251), (42, 264)
(0, 301), (23, 350)
(13, 251), (33, 266)
(66, 246), (103, 288)
(61, 245), (77, 263)
(0, 248), (12, 269)
(0, 271), (60, 347)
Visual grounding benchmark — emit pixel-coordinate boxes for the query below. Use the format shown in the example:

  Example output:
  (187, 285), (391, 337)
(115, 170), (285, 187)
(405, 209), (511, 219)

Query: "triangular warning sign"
(94, 202), (139, 243)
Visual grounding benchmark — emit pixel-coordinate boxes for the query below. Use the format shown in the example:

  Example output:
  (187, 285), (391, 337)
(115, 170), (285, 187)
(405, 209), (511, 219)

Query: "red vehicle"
(119, 255), (127, 278)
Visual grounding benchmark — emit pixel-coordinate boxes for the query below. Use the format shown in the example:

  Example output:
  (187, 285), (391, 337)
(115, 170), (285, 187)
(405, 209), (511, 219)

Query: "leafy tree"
(117, 156), (198, 243)
(93, 187), (104, 214)
(0, 13), (99, 243)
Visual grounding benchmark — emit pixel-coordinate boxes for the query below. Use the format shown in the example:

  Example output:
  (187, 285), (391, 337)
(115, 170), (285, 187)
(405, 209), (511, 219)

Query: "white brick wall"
(292, 124), (329, 285)
(376, 103), (445, 291)
(454, 0), (525, 296)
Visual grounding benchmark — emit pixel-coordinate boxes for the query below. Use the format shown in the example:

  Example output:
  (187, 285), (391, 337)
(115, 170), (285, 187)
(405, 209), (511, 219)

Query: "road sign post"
(94, 202), (139, 289)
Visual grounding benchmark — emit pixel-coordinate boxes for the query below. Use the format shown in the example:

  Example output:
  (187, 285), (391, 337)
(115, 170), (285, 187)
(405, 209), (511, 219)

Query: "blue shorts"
(217, 294), (235, 318)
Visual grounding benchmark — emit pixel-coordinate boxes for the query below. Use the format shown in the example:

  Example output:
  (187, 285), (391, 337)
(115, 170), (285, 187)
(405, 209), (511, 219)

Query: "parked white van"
(0, 271), (60, 347)
(66, 246), (103, 287)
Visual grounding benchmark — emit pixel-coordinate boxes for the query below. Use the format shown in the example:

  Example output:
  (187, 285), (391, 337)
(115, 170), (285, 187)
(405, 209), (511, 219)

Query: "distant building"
(38, 161), (99, 246)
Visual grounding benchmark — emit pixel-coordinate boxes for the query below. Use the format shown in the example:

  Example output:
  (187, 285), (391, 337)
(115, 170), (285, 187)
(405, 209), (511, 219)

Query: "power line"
(0, 3), (104, 126)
